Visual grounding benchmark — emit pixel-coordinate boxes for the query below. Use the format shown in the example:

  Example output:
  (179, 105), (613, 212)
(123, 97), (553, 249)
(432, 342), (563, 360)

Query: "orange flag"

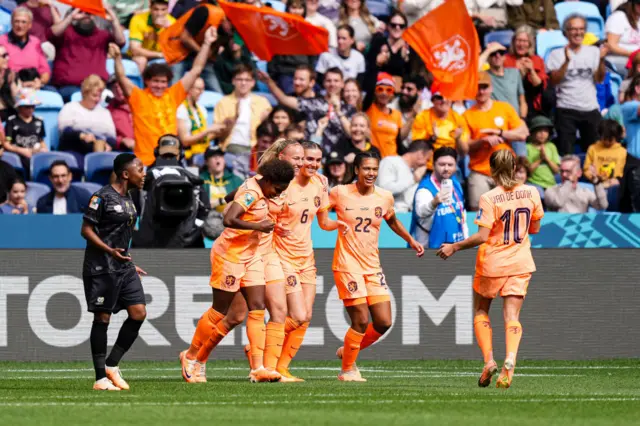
(56, 0), (106, 18)
(218, 1), (329, 61)
(402, 0), (479, 100)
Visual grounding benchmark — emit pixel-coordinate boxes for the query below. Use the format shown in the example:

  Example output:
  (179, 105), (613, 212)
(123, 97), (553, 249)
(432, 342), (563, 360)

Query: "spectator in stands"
(339, 0), (383, 51)
(619, 51), (640, 102)
(57, 75), (117, 160)
(3, 88), (46, 174)
(306, 0), (337, 48)
(284, 123), (306, 141)
(545, 154), (609, 212)
(105, 75), (135, 152)
(0, 177), (31, 214)
(249, 119), (278, 173)
(268, 105), (294, 139)
(111, 27), (217, 166)
(177, 77), (229, 162)
(261, 66), (354, 154)
(49, 7), (126, 102)
(622, 74), (640, 160)
(0, 44), (17, 122)
(546, 14), (607, 155)
(526, 115), (560, 196)
(411, 146), (467, 249)
(316, 25), (365, 85)
(290, 64), (317, 98)
(159, 1), (225, 92)
(584, 119), (627, 209)
(463, 72), (529, 210)
(390, 75), (427, 151)
(0, 7), (50, 85)
(480, 43), (527, 120)
(605, 1), (640, 77)
(366, 72), (410, 158)
(343, 77), (362, 111)
(214, 31), (255, 95)
(412, 90), (469, 169)
(214, 63), (272, 177)
(0, 143), (18, 203)
(325, 151), (351, 188)
(16, 67), (41, 90)
(506, 0), (559, 31)
(377, 139), (432, 212)
(199, 146), (243, 212)
(106, 0), (147, 26)
(36, 160), (90, 214)
(335, 112), (379, 163)
(21, 0), (61, 43)
(514, 156), (530, 184)
(504, 26), (549, 120)
(128, 0), (176, 73)
(317, 0), (339, 22)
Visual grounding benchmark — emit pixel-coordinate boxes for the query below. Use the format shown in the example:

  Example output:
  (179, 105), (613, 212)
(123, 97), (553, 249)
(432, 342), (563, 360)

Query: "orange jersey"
(274, 175), (330, 267)
(329, 184), (395, 274)
(474, 184), (544, 277)
(213, 177), (269, 263)
(257, 192), (287, 257)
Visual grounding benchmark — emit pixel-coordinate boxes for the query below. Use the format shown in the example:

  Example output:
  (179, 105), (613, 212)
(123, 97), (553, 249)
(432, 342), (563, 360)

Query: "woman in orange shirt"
(437, 150), (544, 389)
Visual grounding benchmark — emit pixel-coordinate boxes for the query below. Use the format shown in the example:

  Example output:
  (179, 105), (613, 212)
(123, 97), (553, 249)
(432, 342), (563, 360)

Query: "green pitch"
(1, 360), (639, 426)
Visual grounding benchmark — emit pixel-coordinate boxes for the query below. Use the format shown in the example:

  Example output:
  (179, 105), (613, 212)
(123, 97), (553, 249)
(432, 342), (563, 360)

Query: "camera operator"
(133, 134), (210, 248)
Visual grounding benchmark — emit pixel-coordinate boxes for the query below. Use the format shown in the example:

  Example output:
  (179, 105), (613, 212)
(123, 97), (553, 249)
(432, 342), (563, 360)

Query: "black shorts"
(83, 267), (146, 314)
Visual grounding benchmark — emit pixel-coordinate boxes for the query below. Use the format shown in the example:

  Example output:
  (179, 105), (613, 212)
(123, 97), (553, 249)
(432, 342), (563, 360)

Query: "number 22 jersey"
(329, 184), (395, 274)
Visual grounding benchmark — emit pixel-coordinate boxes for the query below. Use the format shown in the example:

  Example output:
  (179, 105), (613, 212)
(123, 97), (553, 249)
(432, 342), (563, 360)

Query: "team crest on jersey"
(374, 207), (382, 218)
(286, 275), (297, 287)
(89, 196), (101, 211)
(347, 281), (358, 293)
(224, 276), (236, 288)
(243, 193), (255, 207)
(314, 196), (321, 208)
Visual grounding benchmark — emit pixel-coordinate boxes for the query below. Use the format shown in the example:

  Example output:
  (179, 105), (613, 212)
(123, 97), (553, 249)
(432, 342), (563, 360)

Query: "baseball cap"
(376, 72), (395, 87)
(326, 151), (345, 165)
(15, 88), (41, 107)
(157, 134), (181, 156)
(478, 72), (492, 87)
(204, 146), (224, 160)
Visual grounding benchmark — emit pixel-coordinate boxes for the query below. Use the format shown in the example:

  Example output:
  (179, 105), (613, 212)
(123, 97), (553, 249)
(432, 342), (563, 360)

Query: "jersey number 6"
(499, 207), (531, 245)
(301, 209), (309, 224)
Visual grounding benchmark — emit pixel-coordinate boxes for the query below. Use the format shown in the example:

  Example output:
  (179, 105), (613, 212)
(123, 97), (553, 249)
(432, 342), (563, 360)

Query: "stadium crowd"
(0, 0), (640, 247)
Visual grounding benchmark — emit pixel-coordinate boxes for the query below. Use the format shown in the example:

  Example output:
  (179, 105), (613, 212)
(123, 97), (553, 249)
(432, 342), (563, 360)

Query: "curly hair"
(258, 158), (295, 185)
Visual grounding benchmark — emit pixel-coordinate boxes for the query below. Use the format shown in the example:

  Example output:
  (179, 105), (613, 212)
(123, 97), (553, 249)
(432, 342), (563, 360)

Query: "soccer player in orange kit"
(436, 149), (544, 389)
(329, 152), (424, 382)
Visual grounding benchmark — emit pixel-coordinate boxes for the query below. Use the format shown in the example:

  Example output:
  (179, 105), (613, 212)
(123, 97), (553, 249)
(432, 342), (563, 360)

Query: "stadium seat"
(536, 30), (567, 62)
(31, 151), (80, 185)
(267, 0), (286, 12)
(555, 2), (605, 39)
(609, 72), (622, 104)
(260, 92), (278, 107)
(255, 60), (270, 93)
(35, 90), (64, 150)
(366, 0), (391, 18)
(0, 8), (10, 35)
(484, 30), (514, 48)
(71, 181), (102, 195)
(122, 29), (130, 55)
(84, 152), (119, 185)
(25, 181), (50, 207)
(192, 153), (205, 168)
(2, 151), (24, 177)
(199, 91), (224, 124)
(106, 58), (143, 88)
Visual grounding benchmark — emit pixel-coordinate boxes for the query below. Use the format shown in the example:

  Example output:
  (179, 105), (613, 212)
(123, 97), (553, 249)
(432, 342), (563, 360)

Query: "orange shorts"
(281, 260), (314, 295)
(334, 271), (389, 301)
(473, 273), (531, 299)
(263, 252), (285, 284)
(210, 254), (264, 292)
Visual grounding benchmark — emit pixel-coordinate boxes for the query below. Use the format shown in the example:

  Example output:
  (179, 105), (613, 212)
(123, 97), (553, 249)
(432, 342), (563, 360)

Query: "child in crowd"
(515, 156), (531, 184)
(0, 178), (32, 215)
(17, 68), (42, 91)
(526, 115), (560, 196)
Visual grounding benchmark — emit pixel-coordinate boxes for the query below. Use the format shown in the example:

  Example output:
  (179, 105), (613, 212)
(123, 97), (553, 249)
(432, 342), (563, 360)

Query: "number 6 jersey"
(329, 184), (395, 274)
(474, 183), (544, 278)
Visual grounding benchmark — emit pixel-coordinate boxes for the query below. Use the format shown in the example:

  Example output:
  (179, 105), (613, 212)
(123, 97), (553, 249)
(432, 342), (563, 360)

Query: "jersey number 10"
(499, 207), (531, 245)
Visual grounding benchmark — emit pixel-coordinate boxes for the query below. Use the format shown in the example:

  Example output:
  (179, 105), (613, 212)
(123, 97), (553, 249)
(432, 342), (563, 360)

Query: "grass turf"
(1, 359), (639, 426)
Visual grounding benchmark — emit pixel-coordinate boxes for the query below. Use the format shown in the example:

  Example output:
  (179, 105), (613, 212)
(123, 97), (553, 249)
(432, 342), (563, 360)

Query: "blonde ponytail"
(490, 149), (519, 190)
(258, 138), (301, 167)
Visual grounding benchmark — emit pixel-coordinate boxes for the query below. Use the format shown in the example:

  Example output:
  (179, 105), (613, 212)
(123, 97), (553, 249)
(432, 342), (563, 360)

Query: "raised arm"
(50, 8), (83, 37)
(108, 43), (135, 98)
(180, 27), (217, 91)
(105, 4), (126, 46)
(257, 70), (299, 110)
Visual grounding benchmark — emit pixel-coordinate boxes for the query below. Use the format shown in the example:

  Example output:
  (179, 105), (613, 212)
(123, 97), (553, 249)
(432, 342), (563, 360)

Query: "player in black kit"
(81, 153), (147, 391)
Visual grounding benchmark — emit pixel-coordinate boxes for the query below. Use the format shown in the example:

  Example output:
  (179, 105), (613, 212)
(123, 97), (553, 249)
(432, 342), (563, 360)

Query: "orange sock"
(246, 310), (266, 369)
(264, 322), (285, 370)
(359, 323), (383, 351)
(342, 328), (365, 372)
(505, 320), (522, 361)
(284, 317), (301, 334)
(276, 321), (308, 371)
(474, 314), (493, 363)
(187, 308), (224, 358)
(196, 320), (230, 362)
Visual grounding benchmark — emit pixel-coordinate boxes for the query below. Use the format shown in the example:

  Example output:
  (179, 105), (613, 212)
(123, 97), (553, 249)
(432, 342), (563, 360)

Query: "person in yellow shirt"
(584, 119), (627, 205)
(128, 0), (176, 73)
(412, 91), (469, 169)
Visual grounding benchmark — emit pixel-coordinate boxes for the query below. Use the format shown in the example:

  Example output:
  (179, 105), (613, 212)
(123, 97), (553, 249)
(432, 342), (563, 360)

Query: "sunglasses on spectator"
(432, 95), (444, 101)
(489, 51), (504, 58)
(389, 22), (406, 29)
(0, 53), (8, 58)
(375, 86), (395, 95)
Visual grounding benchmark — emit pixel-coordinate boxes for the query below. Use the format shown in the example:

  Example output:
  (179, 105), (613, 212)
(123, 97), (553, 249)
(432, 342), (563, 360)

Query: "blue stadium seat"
(199, 91), (224, 124)
(267, 0), (286, 12)
(25, 181), (50, 208)
(536, 30), (567, 62)
(0, 8), (10, 35)
(555, 2), (605, 39)
(192, 153), (205, 168)
(71, 181), (102, 196)
(366, 0), (391, 18)
(123, 29), (130, 55)
(484, 30), (514, 48)
(35, 90), (64, 150)
(606, 4), (611, 19)
(84, 152), (119, 185)
(106, 58), (143, 88)
(31, 151), (80, 185)
(255, 60), (270, 93)
(2, 151), (24, 177)
(260, 92), (278, 107)
(609, 72), (622, 104)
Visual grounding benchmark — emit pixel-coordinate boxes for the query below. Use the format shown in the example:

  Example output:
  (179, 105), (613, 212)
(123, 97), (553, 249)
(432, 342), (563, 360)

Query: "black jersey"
(83, 185), (137, 276)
